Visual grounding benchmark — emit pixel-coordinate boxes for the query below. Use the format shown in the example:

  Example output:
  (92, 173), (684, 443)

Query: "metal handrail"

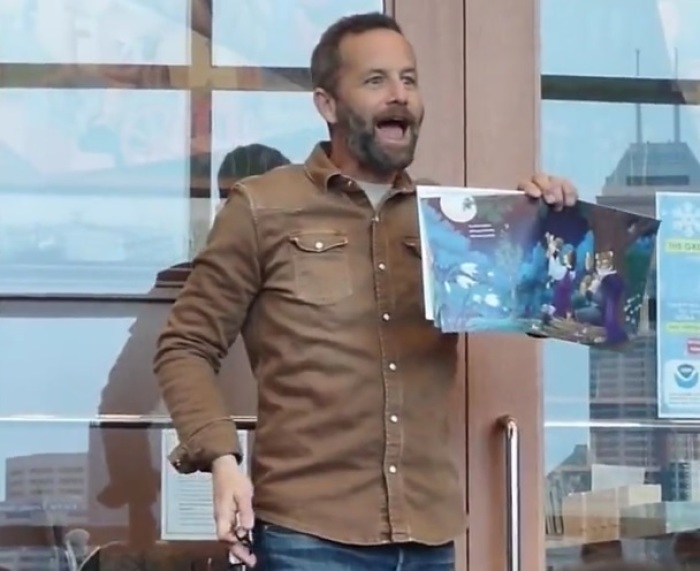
(500, 416), (520, 571)
(545, 419), (700, 429)
(0, 414), (258, 430)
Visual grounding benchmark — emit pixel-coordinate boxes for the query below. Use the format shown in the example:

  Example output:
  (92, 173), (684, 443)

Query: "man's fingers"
(517, 180), (542, 199)
(231, 542), (257, 567)
(544, 186), (565, 210)
(214, 492), (238, 542)
(532, 172), (551, 191)
(562, 179), (578, 207)
(235, 491), (255, 530)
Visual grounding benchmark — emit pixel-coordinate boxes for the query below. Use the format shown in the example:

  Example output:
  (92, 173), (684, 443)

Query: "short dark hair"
(217, 143), (291, 197)
(310, 12), (403, 95)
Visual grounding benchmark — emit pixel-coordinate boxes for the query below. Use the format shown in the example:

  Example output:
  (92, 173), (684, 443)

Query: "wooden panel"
(464, 1), (543, 571)
(391, 0), (466, 186)
(390, 1), (467, 570)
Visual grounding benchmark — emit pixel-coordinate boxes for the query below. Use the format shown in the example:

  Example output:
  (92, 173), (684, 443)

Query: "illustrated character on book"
(578, 209), (659, 344)
(576, 249), (628, 344)
(533, 201), (659, 346)
(544, 232), (577, 320)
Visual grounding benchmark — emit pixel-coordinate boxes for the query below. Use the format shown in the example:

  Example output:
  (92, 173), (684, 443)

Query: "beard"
(335, 101), (422, 176)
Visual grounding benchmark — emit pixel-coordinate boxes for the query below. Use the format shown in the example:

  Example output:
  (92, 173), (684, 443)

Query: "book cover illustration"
(417, 187), (661, 348)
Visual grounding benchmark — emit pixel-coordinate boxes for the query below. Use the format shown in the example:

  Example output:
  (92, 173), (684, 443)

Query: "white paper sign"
(160, 428), (250, 541)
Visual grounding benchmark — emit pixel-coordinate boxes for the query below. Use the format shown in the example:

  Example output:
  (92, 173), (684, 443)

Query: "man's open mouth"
(375, 117), (411, 142)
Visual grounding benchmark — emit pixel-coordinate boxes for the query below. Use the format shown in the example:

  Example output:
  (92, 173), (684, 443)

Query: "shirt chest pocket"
(288, 231), (353, 305)
(395, 236), (424, 309)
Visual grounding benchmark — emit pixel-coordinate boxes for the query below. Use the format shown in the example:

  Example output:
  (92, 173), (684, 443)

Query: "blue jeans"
(253, 521), (455, 571)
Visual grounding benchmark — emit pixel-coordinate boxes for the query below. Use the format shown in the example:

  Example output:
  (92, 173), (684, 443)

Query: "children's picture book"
(417, 186), (661, 349)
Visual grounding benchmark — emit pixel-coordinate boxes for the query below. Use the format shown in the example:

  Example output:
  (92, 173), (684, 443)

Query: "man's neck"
(327, 141), (397, 185)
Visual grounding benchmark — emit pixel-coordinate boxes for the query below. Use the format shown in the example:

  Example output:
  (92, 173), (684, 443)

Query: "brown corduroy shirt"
(154, 142), (465, 545)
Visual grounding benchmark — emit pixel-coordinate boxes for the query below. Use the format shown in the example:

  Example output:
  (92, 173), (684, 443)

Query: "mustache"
(373, 107), (416, 126)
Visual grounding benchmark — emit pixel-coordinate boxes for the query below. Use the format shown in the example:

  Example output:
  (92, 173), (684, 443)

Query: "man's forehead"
(339, 29), (416, 71)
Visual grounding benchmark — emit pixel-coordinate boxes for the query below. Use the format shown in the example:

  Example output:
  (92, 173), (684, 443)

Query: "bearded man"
(154, 11), (578, 571)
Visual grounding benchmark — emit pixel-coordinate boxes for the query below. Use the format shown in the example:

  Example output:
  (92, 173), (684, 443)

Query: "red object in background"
(686, 338), (700, 355)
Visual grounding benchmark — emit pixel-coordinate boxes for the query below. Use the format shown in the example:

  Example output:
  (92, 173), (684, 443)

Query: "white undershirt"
(358, 181), (392, 210)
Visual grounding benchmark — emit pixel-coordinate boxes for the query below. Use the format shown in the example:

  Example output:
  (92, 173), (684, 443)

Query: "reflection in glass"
(0, 88), (189, 173)
(542, 101), (700, 197)
(210, 91), (325, 221)
(541, 0), (700, 79)
(545, 424), (700, 565)
(212, 0), (384, 68)
(0, 0), (190, 65)
(0, 88), (190, 294)
(0, 301), (255, 419)
(211, 91), (323, 165)
(0, 421), (252, 568)
(541, 35), (700, 570)
(542, 0), (700, 561)
(204, 142), (293, 253)
(0, 194), (190, 294)
(543, 340), (591, 474)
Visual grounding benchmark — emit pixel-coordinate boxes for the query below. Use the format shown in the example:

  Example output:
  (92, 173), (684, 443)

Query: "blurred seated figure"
(90, 144), (291, 551)
(217, 143), (291, 196)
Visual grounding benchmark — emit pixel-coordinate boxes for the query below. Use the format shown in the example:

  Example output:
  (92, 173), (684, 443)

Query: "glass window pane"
(542, 0), (700, 566)
(0, 0), (190, 65)
(541, 0), (700, 78)
(212, 0), (384, 68)
(0, 301), (255, 418)
(211, 90), (324, 165)
(0, 420), (253, 564)
(542, 101), (700, 196)
(0, 88), (191, 295)
(210, 90), (326, 227)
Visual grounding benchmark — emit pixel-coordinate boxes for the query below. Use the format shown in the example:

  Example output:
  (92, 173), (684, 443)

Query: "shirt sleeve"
(154, 184), (261, 472)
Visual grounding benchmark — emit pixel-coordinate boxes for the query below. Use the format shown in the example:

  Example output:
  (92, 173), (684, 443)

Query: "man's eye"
(366, 76), (383, 85)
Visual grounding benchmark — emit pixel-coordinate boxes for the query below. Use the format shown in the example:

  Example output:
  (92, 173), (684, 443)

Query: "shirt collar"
(303, 142), (415, 194)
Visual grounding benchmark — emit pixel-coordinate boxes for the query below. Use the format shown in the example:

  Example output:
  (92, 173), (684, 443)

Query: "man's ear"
(313, 88), (337, 126)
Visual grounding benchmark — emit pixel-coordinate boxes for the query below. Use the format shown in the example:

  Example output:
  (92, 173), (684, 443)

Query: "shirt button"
(378, 262), (386, 271)
(314, 241), (324, 250)
(388, 362), (397, 371)
(390, 415), (398, 423)
(382, 313), (391, 321)
(389, 465), (397, 474)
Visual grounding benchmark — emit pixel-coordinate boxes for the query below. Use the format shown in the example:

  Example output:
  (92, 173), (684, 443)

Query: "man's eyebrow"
(364, 67), (417, 76)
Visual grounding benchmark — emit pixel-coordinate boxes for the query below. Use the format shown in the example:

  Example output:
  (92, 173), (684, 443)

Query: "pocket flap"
(289, 232), (348, 253)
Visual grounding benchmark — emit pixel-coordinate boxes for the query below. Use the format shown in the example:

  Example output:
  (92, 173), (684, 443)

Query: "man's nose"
(387, 78), (409, 104)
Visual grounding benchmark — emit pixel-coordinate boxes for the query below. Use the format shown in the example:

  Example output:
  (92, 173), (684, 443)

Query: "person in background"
(216, 143), (291, 200)
(154, 12), (578, 571)
(93, 143), (289, 550)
